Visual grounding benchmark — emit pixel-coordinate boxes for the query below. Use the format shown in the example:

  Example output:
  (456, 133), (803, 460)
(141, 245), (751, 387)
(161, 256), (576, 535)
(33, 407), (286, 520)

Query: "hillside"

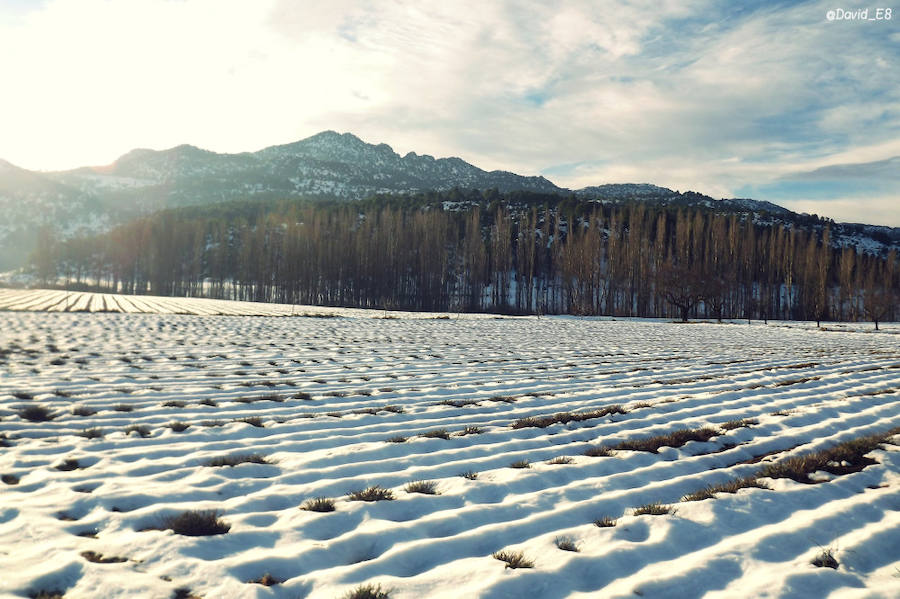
(1, 132), (898, 269)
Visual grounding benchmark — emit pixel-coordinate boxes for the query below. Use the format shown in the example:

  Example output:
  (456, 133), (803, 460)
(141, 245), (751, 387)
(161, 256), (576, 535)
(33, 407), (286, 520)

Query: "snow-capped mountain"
(0, 131), (560, 268)
(0, 131), (897, 269)
(76, 131), (561, 204)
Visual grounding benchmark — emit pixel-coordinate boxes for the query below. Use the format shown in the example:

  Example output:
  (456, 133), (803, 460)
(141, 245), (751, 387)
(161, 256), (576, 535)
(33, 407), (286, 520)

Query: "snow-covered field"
(0, 289), (478, 319)
(1, 290), (898, 598)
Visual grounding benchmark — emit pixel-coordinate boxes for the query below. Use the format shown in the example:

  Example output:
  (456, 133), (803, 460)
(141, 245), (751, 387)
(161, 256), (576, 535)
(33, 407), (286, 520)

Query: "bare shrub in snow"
(160, 510), (230, 536)
(125, 424), (151, 437)
(247, 573), (281, 586)
(492, 550), (534, 569)
(633, 502), (673, 516)
(614, 427), (717, 453)
(404, 480), (439, 495)
(347, 486), (394, 501)
(721, 418), (758, 430)
(811, 548), (839, 569)
(511, 405), (625, 429)
(18, 405), (55, 422)
(301, 497), (336, 512)
(758, 427), (899, 483)
(80, 551), (127, 563)
(594, 516), (617, 527)
(458, 425), (484, 436)
(342, 584), (391, 599)
(204, 454), (270, 467)
(77, 428), (104, 439)
(583, 445), (612, 457)
(681, 476), (768, 502)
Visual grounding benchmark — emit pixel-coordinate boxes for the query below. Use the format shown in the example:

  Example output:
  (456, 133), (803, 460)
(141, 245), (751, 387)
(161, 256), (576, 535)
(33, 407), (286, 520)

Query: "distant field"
(0, 294), (898, 598)
(0, 288), (472, 319)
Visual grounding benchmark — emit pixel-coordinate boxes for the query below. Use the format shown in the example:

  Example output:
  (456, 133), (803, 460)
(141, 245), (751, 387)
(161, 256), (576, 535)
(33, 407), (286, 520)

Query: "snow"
(0, 289), (505, 319)
(0, 290), (898, 598)
(69, 173), (156, 190)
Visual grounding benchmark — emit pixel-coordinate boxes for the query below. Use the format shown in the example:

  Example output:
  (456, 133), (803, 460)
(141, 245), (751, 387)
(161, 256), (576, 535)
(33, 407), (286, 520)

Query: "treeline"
(32, 190), (898, 323)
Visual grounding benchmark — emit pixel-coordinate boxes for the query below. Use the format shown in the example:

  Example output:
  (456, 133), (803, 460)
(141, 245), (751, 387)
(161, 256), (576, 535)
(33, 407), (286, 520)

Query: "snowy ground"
(1, 290), (898, 599)
(0, 288), (493, 319)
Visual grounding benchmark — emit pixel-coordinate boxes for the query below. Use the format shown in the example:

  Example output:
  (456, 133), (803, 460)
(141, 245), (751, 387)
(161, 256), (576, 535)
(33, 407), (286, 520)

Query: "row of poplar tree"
(32, 191), (898, 323)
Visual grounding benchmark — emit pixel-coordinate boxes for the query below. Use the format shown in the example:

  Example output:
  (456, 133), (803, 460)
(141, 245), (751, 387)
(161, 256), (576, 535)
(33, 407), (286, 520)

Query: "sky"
(0, 0), (898, 226)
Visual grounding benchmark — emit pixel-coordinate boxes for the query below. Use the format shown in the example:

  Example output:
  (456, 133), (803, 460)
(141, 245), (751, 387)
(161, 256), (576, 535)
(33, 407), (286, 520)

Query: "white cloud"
(780, 196), (900, 227)
(0, 0), (896, 225)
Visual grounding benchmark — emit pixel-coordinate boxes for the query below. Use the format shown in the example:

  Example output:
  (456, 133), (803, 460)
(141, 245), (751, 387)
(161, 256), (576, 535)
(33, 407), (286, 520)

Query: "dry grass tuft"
(125, 424), (151, 437)
(633, 502), (673, 516)
(80, 551), (127, 564)
(757, 427), (899, 483)
(583, 445), (613, 457)
(458, 425), (484, 436)
(555, 536), (579, 552)
(301, 497), (336, 512)
(342, 584), (391, 599)
(682, 476), (769, 502)
(511, 405), (626, 429)
(160, 510), (230, 536)
(205, 454), (270, 467)
(347, 485), (395, 501)
(248, 573), (281, 586)
(811, 549), (839, 569)
(77, 428), (104, 440)
(487, 395), (518, 403)
(721, 418), (758, 430)
(439, 399), (480, 408)
(18, 405), (55, 422)
(614, 427), (718, 453)
(404, 480), (439, 495)
(492, 550), (534, 569)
